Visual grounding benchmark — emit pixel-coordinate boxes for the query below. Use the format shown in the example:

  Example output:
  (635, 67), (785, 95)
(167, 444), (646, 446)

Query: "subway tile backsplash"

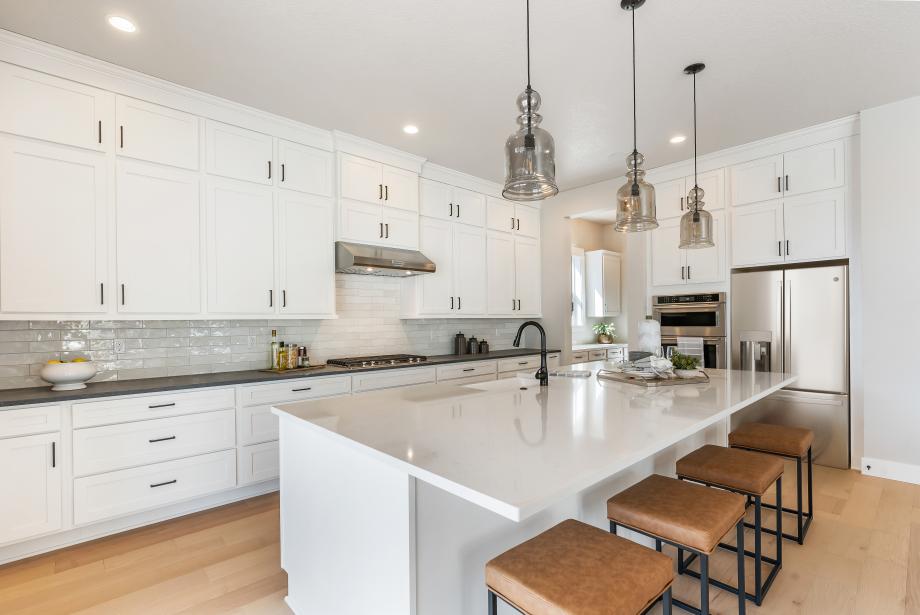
(0, 274), (534, 390)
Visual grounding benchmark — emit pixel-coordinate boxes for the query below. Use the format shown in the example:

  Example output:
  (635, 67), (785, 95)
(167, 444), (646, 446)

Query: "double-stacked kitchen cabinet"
(485, 197), (542, 316)
(729, 140), (846, 267)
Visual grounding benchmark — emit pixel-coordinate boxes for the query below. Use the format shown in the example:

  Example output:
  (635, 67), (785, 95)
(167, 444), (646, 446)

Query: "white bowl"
(39, 362), (97, 391)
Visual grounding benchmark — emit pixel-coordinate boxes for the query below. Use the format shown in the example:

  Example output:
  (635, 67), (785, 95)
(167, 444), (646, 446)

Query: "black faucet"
(513, 320), (548, 386)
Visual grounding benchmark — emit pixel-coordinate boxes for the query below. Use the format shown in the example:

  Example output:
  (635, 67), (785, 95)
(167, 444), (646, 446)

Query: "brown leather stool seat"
(677, 444), (783, 495)
(728, 422), (814, 458)
(486, 519), (673, 615)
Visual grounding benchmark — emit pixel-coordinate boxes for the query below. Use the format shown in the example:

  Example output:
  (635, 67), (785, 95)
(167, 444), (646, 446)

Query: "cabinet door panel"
(487, 197), (516, 233)
(381, 165), (419, 212)
(654, 177), (686, 220)
(514, 237), (541, 315)
(278, 140), (333, 196)
(487, 231), (516, 315)
(117, 161), (200, 314)
(731, 200), (785, 268)
(729, 155), (784, 206)
(205, 120), (273, 185)
(419, 178), (452, 221)
(116, 96), (198, 170)
(685, 211), (726, 284)
(649, 218), (685, 287)
(514, 204), (541, 239)
(0, 62), (112, 152)
(382, 207), (419, 250)
(602, 252), (621, 315)
(0, 432), (62, 545)
(453, 224), (487, 314)
(279, 192), (335, 315)
(338, 200), (383, 245)
(452, 188), (486, 227)
(206, 178), (275, 313)
(0, 137), (107, 313)
(783, 141), (845, 197)
(693, 168), (725, 212)
(339, 154), (383, 204)
(418, 217), (454, 315)
(783, 189), (846, 262)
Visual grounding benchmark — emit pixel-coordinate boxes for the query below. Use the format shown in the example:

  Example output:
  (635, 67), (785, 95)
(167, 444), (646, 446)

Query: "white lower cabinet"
(352, 367), (437, 393)
(73, 449), (237, 526)
(436, 361), (497, 382)
(239, 441), (280, 486)
(0, 431), (62, 545)
(571, 351), (589, 363)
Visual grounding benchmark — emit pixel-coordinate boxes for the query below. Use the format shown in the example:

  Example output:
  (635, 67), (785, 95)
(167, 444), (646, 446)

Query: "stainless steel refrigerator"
(730, 264), (849, 468)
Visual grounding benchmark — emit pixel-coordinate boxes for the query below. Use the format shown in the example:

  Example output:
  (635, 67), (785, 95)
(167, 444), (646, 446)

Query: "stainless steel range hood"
(335, 242), (436, 277)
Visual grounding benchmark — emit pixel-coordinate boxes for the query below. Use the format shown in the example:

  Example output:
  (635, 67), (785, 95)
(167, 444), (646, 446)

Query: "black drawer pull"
(292, 387), (312, 392)
(518, 361), (529, 365)
(150, 479), (177, 488)
(462, 368), (476, 372)
(148, 436), (176, 443)
(149, 402), (176, 409)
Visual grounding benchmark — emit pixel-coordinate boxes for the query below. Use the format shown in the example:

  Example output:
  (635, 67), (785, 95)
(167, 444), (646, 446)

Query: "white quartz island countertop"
(273, 367), (796, 522)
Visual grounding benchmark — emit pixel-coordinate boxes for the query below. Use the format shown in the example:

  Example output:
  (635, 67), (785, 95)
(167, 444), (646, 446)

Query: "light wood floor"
(0, 464), (918, 614)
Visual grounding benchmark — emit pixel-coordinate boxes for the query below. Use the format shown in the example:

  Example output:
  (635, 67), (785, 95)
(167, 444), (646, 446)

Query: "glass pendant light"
(503, 0), (558, 201)
(679, 62), (714, 249)
(615, 0), (657, 233)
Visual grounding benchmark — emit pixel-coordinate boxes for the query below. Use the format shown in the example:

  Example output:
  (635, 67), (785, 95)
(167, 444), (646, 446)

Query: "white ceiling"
(1, 1), (919, 190)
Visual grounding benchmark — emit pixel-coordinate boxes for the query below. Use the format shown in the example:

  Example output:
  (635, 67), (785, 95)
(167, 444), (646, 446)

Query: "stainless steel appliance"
(335, 242), (435, 276)
(653, 293), (727, 368)
(327, 354), (427, 368)
(730, 263), (849, 468)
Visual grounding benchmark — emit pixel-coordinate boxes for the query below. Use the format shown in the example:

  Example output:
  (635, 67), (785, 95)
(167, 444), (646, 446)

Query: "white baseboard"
(0, 480), (278, 566)
(860, 457), (920, 485)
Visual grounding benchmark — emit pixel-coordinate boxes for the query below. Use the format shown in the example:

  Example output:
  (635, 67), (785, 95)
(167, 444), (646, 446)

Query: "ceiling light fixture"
(679, 62), (714, 249)
(502, 0), (558, 202)
(107, 15), (137, 33)
(403, 125), (419, 135)
(615, 0), (657, 233)
(669, 135), (687, 144)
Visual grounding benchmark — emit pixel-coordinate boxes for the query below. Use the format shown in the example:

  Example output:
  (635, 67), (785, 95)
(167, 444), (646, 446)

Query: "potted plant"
(670, 352), (702, 378)
(592, 323), (616, 344)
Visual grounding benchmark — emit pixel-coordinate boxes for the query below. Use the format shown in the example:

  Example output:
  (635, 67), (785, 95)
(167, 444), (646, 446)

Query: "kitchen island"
(272, 366), (796, 615)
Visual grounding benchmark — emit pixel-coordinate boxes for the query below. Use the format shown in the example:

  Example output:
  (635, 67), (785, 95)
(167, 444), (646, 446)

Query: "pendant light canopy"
(503, 0), (558, 202)
(679, 62), (715, 249)
(615, 0), (657, 233)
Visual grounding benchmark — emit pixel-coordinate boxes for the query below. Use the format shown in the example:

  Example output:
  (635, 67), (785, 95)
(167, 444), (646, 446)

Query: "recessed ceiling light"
(669, 135), (687, 144)
(107, 15), (137, 33)
(403, 125), (419, 135)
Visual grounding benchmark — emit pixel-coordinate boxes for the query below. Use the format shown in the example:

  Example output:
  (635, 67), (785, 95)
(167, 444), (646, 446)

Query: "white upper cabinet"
(514, 204), (541, 239)
(649, 218), (685, 287)
(782, 188), (846, 262)
(0, 62), (113, 152)
(452, 224), (487, 314)
(731, 200), (785, 267)
(452, 188), (487, 227)
(278, 139), (332, 196)
(205, 120), (274, 185)
(381, 207), (419, 250)
(782, 141), (845, 197)
(486, 231), (516, 315)
(206, 178), (275, 314)
(487, 197), (516, 233)
(729, 154), (784, 207)
(514, 236), (541, 316)
(0, 136), (108, 313)
(339, 153), (419, 212)
(684, 211), (726, 284)
(419, 179), (485, 226)
(381, 165), (419, 212)
(339, 199), (385, 245)
(417, 217), (455, 315)
(654, 177), (686, 220)
(116, 161), (201, 314)
(277, 192), (335, 316)
(694, 169), (725, 212)
(115, 96), (199, 170)
(0, 432), (62, 545)
(585, 250), (621, 317)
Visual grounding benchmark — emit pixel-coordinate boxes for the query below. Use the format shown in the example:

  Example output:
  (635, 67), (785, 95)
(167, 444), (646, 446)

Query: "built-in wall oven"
(652, 293), (727, 369)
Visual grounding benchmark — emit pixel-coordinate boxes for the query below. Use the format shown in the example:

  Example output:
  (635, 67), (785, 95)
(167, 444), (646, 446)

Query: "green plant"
(670, 352), (701, 370)
(592, 323), (616, 337)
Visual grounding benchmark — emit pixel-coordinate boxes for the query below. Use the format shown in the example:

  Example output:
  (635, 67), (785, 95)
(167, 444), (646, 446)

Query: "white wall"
(859, 96), (920, 475)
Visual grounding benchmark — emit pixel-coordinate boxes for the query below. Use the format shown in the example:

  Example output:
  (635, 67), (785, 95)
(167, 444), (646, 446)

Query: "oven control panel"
(653, 292), (724, 305)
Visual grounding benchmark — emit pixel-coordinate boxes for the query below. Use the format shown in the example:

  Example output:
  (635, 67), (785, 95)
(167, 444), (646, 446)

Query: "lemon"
(72, 358), (88, 363)
(47, 360), (62, 365)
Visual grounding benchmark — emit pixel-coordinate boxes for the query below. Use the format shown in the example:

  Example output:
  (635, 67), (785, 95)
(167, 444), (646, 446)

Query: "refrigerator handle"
(776, 280), (784, 373)
(784, 279), (792, 377)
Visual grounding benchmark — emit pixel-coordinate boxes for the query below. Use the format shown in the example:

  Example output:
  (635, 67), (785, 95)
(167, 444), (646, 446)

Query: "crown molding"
(332, 130), (426, 173)
(420, 162), (502, 197)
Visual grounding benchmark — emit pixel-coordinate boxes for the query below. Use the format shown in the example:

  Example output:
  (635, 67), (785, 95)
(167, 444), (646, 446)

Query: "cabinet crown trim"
(333, 130), (426, 173)
(421, 163), (502, 197)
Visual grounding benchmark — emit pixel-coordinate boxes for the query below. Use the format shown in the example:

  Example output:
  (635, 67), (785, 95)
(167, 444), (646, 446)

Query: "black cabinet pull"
(281, 163), (285, 182)
(451, 296), (455, 310)
(98, 120), (102, 144)
(785, 174), (789, 191)
(292, 387), (312, 392)
(516, 218), (520, 231)
(680, 197), (684, 211)
(282, 289), (287, 308)
(268, 160), (272, 180)
(269, 289), (273, 307)
(687, 266), (692, 280)
(149, 402), (176, 409)
(51, 441), (56, 468)
(379, 222), (384, 238)
(378, 184), (383, 199)
(148, 436), (176, 443)
(511, 217), (515, 230)
(121, 283), (125, 305)
(150, 479), (177, 488)
(456, 203), (460, 218)
(384, 185), (388, 201)
(517, 299), (521, 311)
(462, 367), (475, 372)
(777, 176), (781, 192)
(785, 239), (790, 256)
(120, 125), (124, 148)
(385, 223), (389, 238)
(518, 361), (529, 366)
(681, 266), (685, 280)
(457, 296), (461, 310)
(100, 282), (104, 305)
(449, 203), (453, 217)
(511, 298), (516, 310)
(778, 240), (782, 256)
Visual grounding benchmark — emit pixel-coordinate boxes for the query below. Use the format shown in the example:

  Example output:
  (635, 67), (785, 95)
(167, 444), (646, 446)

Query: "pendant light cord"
(630, 3), (639, 196)
(693, 69), (698, 211)
(526, 0), (531, 89)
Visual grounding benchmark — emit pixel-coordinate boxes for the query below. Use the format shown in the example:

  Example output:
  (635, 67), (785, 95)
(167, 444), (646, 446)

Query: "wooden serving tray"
(597, 369), (710, 387)
(258, 365), (327, 374)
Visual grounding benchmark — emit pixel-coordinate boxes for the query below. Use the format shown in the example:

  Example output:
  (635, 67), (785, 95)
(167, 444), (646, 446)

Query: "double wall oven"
(652, 293), (726, 369)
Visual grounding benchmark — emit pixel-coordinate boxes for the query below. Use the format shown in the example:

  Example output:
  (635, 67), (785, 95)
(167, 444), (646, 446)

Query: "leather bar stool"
(607, 475), (747, 615)
(485, 519), (674, 615)
(676, 445), (784, 605)
(729, 422), (814, 544)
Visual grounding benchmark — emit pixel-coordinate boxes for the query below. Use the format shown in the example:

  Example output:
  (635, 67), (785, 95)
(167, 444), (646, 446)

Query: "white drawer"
(571, 351), (589, 363)
(239, 375), (351, 407)
(497, 355), (541, 373)
(73, 449), (236, 525)
(352, 367), (436, 393)
(449, 373), (497, 386)
(238, 441), (279, 485)
(607, 348), (626, 361)
(73, 388), (235, 428)
(0, 405), (62, 439)
(436, 360), (497, 382)
(588, 350), (607, 360)
(547, 353), (561, 369)
(73, 409), (236, 477)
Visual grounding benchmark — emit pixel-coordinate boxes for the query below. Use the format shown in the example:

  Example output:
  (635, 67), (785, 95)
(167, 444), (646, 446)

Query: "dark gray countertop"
(0, 348), (560, 408)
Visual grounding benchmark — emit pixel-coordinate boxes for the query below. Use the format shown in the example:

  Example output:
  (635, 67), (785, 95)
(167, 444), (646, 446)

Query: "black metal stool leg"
(736, 521), (746, 615)
(662, 586), (673, 615)
(754, 495), (762, 605)
(807, 447), (814, 520)
(700, 554), (710, 615)
(776, 476), (783, 569)
(796, 456), (804, 545)
(656, 538), (662, 553)
(488, 589), (497, 615)
(609, 521), (617, 535)
(677, 547), (685, 574)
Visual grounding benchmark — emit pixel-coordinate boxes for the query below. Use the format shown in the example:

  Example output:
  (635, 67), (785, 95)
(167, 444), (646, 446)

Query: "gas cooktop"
(326, 354), (428, 368)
